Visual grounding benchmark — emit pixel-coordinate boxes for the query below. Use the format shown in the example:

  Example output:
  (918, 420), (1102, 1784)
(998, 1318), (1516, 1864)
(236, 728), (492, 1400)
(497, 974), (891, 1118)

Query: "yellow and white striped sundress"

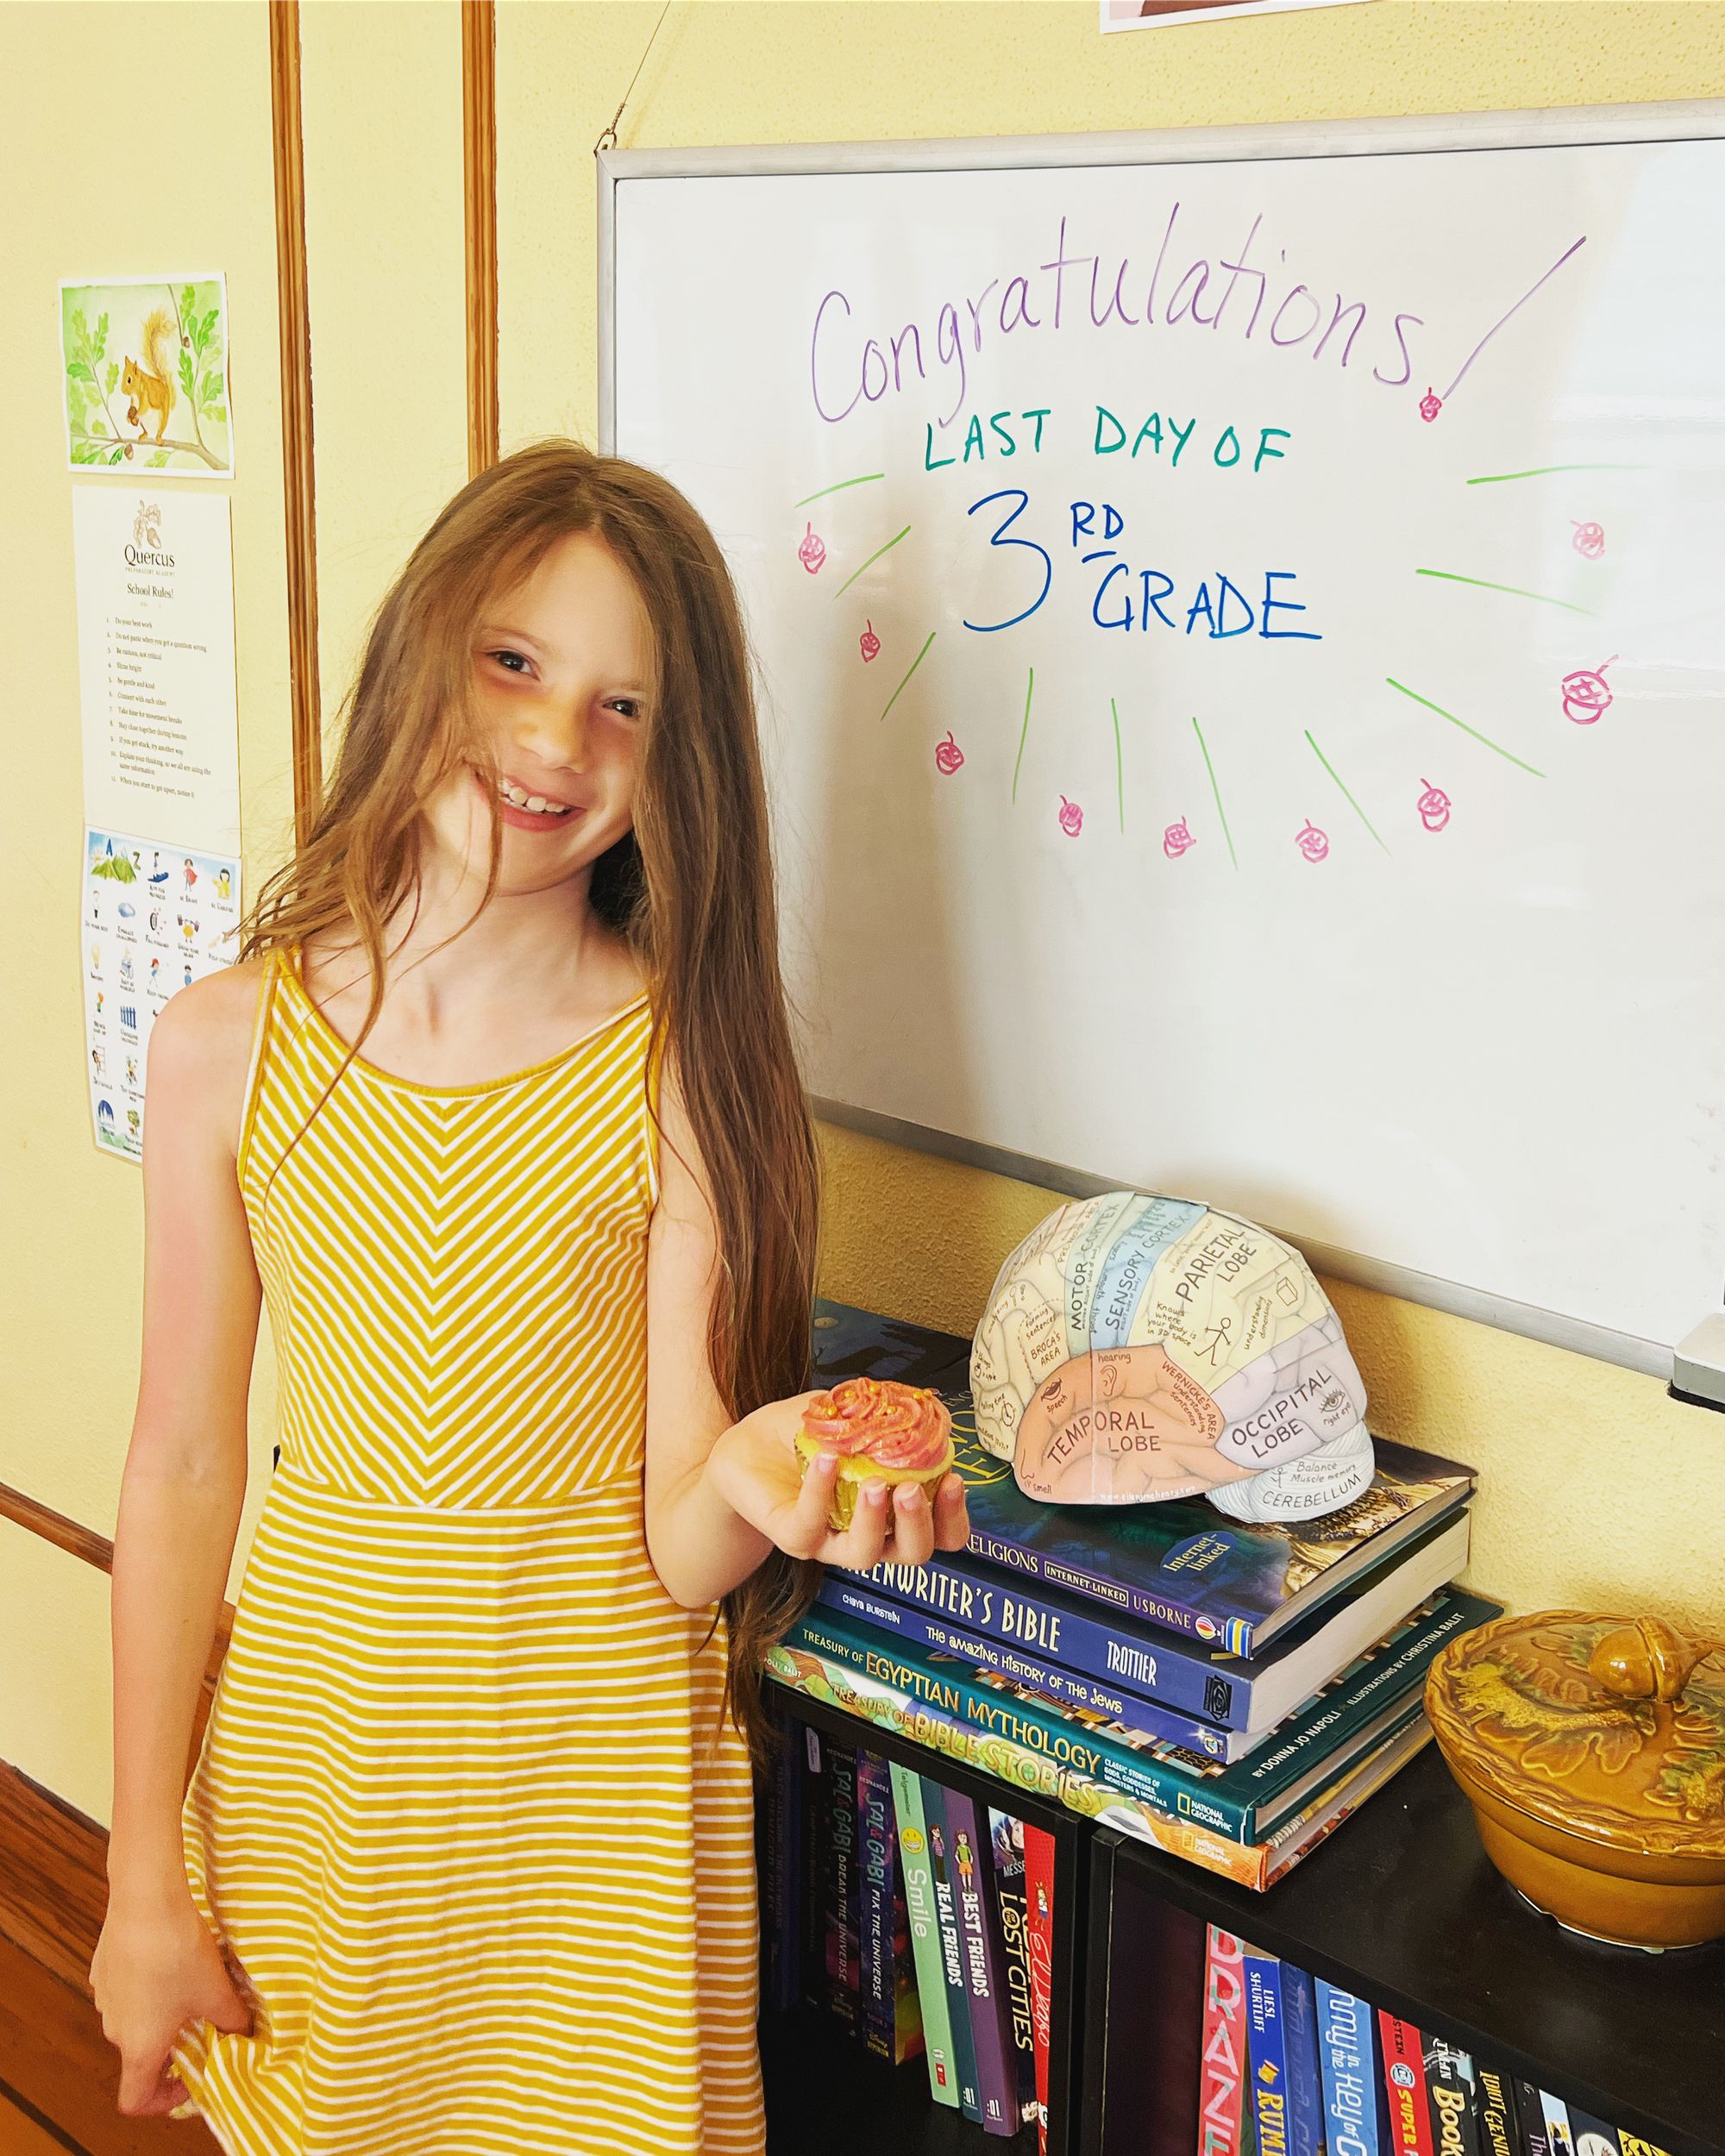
(168, 942), (763, 2155)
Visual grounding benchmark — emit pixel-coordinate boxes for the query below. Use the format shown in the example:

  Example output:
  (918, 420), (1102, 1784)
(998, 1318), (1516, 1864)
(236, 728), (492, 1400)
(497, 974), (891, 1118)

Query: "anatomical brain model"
(970, 1192), (1373, 1523)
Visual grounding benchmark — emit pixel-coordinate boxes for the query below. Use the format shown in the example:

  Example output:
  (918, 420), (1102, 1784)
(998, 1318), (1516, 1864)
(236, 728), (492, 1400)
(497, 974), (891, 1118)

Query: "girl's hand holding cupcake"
(706, 1378), (970, 1570)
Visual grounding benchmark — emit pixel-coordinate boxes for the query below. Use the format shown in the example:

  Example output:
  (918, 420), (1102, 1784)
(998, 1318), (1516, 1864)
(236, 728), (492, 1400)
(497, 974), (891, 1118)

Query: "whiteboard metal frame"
(596, 100), (1725, 1384)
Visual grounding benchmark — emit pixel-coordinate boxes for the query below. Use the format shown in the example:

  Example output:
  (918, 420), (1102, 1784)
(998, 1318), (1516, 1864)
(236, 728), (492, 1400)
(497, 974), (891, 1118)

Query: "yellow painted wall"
(3, 0), (1722, 1826)
(0, 0), (468, 1823)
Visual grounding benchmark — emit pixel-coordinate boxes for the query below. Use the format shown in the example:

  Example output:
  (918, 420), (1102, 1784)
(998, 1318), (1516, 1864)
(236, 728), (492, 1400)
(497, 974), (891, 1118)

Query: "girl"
(91, 439), (971, 2156)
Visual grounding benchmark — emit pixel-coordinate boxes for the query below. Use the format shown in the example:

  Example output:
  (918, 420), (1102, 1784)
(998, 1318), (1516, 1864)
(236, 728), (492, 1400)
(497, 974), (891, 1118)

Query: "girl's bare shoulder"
(144, 956), (273, 1161)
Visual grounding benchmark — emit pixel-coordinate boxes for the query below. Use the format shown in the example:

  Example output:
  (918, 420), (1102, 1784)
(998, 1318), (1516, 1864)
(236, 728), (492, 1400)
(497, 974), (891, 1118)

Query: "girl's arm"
(643, 1055), (967, 1611)
(92, 972), (261, 2113)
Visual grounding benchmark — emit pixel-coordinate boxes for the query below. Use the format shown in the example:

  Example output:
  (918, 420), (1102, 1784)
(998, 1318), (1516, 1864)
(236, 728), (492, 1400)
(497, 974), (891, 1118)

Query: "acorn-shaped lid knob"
(1586, 1616), (1700, 1703)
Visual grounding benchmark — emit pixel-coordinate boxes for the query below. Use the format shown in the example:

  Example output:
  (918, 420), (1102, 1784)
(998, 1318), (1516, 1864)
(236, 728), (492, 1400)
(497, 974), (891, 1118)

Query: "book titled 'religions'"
(811, 1298), (1477, 1656)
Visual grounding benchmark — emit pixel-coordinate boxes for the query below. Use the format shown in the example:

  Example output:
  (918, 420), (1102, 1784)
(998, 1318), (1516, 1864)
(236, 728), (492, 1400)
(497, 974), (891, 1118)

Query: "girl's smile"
(478, 765), (589, 830)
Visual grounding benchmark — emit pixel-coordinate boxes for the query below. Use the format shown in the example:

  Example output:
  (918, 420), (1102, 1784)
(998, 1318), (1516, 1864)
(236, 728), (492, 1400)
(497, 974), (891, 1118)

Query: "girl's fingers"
(888, 1481), (936, 1568)
(932, 1470), (970, 1551)
(836, 1477), (894, 1571)
(787, 1450), (841, 1555)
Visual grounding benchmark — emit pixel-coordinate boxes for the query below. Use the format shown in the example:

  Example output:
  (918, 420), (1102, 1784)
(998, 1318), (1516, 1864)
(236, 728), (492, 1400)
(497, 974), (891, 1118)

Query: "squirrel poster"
(60, 273), (233, 477)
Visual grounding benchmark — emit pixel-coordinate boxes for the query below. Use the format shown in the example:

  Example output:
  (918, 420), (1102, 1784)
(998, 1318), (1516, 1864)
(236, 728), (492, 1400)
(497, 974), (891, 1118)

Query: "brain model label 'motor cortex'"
(970, 1191), (1374, 1522)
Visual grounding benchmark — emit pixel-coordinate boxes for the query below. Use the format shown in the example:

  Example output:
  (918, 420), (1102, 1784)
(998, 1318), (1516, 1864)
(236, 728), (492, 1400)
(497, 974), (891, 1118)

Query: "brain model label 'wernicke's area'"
(971, 1191), (1372, 1522)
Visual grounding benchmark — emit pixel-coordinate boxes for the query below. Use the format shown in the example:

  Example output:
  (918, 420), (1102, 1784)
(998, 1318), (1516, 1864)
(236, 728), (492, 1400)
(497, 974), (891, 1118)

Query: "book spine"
(799, 1725), (825, 2014)
(762, 1635), (1278, 1890)
(1280, 1964), (1326, 2156)
(891, 1867), (926, 2070)
(925, 1781), (983, 2124)
(769, 1721), (811, 2013)
(819, 1573), (1241, 1757)
(1513, 2084), (1552, 2156)
(796, 1610), (1266, 1836)
(965, 1521), (1221, 1644)
(1198, 1927), (1249, 2156)
(1538, 2095), (1576, 2156)
(1425, 2040), (1481, 2156)
(1316, 1980), (1380, 2156)
(1023, 1823), (1056, 2153)
(1245, 1947), (1290, 2156)
(890, 1764), (959, 2108)
(825, 1741), (861, 2031)
(855, 1751), (896, 2060)
(988, 1808), (1039, 2126)
(945, 1786), (1021, 2136)
(1567, 2115), (1621, 2156)
(855, 1558), (1249, 1726)
(1473, 2069), (1520, 2156)
(1378, 2014), (1434, 2156)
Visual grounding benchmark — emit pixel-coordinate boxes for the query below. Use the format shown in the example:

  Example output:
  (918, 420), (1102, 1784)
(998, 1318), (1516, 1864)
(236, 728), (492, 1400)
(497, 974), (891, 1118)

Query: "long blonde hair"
(238, 438), (823, 1760)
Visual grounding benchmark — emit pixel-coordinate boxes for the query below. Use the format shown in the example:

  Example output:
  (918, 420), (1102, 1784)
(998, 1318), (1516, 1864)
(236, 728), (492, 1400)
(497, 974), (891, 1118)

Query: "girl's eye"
(609, 699), (643, 722)
(489, 649), (532, 676)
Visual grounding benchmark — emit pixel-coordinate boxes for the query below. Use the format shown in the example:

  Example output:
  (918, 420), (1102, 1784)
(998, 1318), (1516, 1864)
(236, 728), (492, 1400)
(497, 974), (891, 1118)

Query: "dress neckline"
(281, 943), (650, 1099)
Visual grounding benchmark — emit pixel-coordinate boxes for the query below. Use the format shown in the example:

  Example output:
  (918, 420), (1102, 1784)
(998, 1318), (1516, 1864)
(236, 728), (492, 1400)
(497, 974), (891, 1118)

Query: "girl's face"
(424, 530), (654, 894)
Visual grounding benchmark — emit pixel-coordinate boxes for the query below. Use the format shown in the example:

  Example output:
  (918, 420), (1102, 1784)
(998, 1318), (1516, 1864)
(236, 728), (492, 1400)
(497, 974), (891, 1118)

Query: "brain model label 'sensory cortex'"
(970, 1191), (1373, 1522)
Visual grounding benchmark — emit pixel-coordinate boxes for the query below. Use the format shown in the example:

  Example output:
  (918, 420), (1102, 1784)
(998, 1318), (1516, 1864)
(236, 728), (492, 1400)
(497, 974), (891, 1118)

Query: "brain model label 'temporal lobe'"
(969, 1191), (1373, 1523)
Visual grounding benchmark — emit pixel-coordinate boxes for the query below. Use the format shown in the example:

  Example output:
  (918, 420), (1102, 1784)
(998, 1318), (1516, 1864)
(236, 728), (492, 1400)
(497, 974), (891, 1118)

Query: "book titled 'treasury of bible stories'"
(811, 1300), (1477, 1658)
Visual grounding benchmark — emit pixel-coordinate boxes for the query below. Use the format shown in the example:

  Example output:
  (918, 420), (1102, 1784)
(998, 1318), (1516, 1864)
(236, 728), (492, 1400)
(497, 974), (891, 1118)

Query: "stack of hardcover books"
(760, 1728), (1059, 2144)
(1196, 1927), (1672, 2156)
(765, 1301), (1497, 1892)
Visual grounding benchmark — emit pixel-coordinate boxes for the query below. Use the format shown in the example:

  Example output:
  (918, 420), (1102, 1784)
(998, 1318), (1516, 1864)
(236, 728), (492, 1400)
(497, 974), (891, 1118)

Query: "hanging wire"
(594, 0), (674, 155)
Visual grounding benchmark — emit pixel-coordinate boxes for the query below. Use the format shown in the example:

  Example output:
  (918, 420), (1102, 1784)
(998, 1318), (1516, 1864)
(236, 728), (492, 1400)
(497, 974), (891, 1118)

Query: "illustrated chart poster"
(72, 484), (242, 856)
(613, 136), (1725, 1350)
(60, 273), (233, 477)
(84, 827), (242, 1163)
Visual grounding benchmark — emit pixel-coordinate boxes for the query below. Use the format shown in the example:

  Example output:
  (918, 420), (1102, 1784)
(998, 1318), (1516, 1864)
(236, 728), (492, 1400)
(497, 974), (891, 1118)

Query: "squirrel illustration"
(121, 305), (179, 444)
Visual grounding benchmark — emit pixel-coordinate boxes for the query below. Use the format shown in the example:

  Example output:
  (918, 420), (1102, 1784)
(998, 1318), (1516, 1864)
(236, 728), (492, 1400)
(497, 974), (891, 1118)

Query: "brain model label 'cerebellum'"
(970, 1192), (1373, 1522)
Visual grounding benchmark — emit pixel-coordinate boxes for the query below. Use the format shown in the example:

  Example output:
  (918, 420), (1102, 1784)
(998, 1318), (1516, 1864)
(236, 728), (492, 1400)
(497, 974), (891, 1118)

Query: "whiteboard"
(599, 107), (1725, 1376)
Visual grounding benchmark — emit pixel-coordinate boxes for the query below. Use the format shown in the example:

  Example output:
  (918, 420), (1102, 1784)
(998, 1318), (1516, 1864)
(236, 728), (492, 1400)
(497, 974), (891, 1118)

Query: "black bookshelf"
(761, 1685), (1088, 2156)
(1082, 1741), (1725, 2156)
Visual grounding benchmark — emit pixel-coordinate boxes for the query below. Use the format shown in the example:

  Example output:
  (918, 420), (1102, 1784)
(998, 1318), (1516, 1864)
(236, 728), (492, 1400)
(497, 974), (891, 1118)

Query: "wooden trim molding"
(269, 0), (323, 837)
(463, 0), (499, 476)
(0, 1480), (112, 1576)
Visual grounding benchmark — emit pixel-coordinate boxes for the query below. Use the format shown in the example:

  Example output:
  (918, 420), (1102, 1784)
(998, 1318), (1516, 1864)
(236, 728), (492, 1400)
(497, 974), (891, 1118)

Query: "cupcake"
(795, 1376), (956, 1532)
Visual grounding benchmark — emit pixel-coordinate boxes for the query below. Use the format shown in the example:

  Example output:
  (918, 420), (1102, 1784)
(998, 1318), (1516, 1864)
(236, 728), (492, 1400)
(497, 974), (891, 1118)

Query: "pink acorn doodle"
(797, 523), (826, 575)
(1419, 388), (1443, 423)
(1571, 520), (1605, 559)
(1561, 655), (1616, 725)
(1058, 796), (1083, 838)
(934, 732), (963, 776)
(859, 618), (881, 662)
(1417, 780), (1452, 832)
(1295, 820), (1330, 862)
(1163, 818), (1195, 859)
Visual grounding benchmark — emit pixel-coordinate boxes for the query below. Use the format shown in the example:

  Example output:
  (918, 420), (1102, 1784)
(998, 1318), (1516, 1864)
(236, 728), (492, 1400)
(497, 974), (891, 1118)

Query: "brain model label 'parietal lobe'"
(970, 1191), (1374, 1524)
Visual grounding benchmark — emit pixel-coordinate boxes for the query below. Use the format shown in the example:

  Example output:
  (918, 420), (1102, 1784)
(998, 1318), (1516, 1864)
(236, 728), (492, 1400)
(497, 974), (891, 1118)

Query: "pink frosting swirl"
(800, 1376), (952, 1471)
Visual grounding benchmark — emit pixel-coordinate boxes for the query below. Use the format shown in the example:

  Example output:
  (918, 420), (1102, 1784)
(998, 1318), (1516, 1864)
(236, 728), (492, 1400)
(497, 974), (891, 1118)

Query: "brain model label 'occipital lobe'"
(969, 1191), (1373, 1523)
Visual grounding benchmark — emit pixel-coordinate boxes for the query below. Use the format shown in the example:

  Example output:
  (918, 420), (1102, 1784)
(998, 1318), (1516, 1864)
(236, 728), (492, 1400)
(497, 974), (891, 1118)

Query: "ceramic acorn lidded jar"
(1425, 1609), (1725, 1950)
(969, 1190), (1373, 1521)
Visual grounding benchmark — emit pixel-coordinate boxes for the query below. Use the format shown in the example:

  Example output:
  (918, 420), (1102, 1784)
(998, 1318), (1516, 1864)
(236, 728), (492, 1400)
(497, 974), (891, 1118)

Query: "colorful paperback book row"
(1196, 1927), (1673, 2156)
(760, 1723), (1056, 2145)
(771, 1304), (1494, 1892)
